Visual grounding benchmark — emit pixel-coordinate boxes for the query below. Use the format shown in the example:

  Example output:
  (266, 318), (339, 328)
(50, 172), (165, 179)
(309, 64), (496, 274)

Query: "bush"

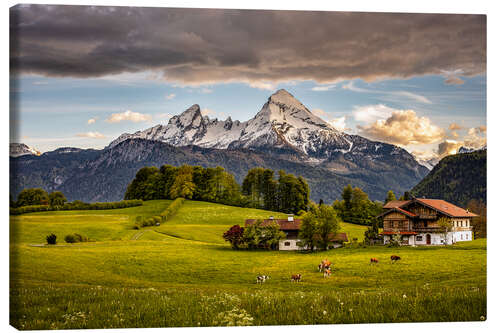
(64, 234), (77, 243)
(64, 233), (88, 243)
(159, 198), (185, 221)
(46, 234), (57, 245)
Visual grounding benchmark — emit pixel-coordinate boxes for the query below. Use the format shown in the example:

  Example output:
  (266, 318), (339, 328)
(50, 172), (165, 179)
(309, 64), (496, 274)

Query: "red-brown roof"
(381, 231), (418, 235)
(395, 207), (417, 217)
(245, 219), (302, 230)
(383, 200), (410, 209)
(383, 198), (478, 218)
(312, 232), (349, 242)
(415, 198), (478, 218)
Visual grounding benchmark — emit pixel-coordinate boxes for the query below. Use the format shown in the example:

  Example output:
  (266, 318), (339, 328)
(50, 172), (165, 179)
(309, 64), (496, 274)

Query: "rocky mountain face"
(10, 143), (41, 157)
(11, 89), (429, 203)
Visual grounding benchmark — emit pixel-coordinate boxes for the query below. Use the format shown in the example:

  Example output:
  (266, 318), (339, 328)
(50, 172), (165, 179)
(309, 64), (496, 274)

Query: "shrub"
(64, 234), (77, 243)
(10, 200), (143, 215)
(64, 233), (88, 243)
(159, 198), (185, 221)
(46, 234), (57, 245)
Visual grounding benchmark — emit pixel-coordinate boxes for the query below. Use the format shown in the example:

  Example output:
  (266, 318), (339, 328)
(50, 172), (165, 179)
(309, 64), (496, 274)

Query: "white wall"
(279, 239), (301, 251)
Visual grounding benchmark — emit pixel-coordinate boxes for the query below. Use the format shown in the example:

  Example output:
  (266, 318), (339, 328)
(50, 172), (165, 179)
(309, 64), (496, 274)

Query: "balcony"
(412, 227), (440, 233)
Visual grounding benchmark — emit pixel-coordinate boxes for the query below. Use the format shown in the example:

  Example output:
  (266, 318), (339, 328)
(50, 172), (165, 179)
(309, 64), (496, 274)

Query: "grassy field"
(10, 200), (487, 329)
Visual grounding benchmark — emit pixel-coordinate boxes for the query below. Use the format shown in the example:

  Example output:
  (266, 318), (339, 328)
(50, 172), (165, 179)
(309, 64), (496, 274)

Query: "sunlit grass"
(9, 200), (487, 329)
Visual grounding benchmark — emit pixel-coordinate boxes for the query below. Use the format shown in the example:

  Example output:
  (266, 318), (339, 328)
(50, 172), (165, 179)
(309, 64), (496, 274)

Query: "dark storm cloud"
(10, 5), (486, 85)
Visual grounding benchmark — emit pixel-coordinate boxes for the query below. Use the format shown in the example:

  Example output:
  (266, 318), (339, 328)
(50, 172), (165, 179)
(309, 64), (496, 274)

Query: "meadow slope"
(10, 200), (487, 329)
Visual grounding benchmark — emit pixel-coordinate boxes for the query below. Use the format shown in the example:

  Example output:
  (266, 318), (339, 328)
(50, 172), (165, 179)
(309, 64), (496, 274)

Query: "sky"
(9, 5), (486, 161)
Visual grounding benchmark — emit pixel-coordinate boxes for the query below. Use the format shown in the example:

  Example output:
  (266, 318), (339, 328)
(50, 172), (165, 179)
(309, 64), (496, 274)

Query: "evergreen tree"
(385, 190), (397, 204)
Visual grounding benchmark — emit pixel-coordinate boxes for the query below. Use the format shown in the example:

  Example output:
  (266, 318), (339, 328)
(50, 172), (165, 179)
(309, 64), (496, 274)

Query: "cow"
(318, 259), (332, 272)
(391, 255), (401, 263)
(256, 275), (270, 284)
(370, 258), (379, 264)
(323, 268), (331, 278)
(291, 274), (302, 282)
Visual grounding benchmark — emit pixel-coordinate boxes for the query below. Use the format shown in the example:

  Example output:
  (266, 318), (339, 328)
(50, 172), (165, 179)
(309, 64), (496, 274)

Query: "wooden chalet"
(379, 198), (477, 246)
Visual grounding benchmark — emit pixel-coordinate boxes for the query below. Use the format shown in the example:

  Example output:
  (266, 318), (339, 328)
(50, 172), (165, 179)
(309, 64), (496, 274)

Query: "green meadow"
(10, 200), (487, 329)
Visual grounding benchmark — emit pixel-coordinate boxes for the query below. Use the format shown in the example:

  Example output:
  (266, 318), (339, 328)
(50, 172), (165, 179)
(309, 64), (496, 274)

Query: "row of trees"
(125, 165), (241, 206)
(126, 165), (311, 214)
(11, 188), (67, 208)
(242, 168), (309, 214)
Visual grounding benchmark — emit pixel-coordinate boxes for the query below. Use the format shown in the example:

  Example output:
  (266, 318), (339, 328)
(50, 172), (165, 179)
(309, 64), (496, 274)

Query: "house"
(245, 215), (348, 250)
(379, 198), (477, 246)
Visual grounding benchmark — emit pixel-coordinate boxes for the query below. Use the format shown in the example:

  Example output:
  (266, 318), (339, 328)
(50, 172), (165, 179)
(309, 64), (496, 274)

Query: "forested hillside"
(411, 150), (486, 207)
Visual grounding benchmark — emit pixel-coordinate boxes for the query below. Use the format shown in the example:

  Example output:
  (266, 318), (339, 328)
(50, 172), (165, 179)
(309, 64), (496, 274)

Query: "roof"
(381, 231), (418, 235)
(382, 198), (478, 218)
(415, 198), (478, 218)
(383, 200), (410, 209)
(245, 219), (302, 230)
(312, 232), (349, 242)
(377, 207), (417, 219)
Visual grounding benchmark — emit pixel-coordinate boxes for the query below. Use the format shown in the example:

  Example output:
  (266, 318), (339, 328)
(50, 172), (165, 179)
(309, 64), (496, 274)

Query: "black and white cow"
(256, 275), (270, 283)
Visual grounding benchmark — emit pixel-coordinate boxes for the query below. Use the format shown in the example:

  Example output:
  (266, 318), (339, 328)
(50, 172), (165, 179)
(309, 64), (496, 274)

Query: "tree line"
(125, 165), (311, 214)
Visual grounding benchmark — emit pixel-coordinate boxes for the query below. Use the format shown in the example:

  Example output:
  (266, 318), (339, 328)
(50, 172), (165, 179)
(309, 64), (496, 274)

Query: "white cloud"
(342, 81), (371, 93)
(106, 110), (152, 123)
(312, 84), (336, 91)
(352, 104), (395, 123)
(392, 91), (432, 104)
(87, 117), (97, 125)
(358, 109), (445, 146)
(76, 131), (106, 139)
(248, 81), (275, 91)
(328, 116), (347, 132)
(165, 93), (176, 100)
(449, 123), (463, 130)
(201, 108), (216, 116)
(437, 139), (462, 157)
(155, 113), (172, 120)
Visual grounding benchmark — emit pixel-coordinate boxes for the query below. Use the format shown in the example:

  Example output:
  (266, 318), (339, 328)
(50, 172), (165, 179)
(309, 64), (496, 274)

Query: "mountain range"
(11, 89), (429, 203)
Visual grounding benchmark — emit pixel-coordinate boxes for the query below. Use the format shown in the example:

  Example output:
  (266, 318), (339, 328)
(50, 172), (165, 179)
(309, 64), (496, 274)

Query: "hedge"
(10, 200), (143, 215)
(135, 198), (185, 229)
(160, 198), (185, 221)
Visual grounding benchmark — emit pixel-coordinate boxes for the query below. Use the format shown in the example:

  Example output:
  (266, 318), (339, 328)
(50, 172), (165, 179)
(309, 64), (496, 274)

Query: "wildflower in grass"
(480, 316), (486, 321)
(213, 307), (254, 326)
(403, 294), (407, 298)
(323, 310), (327, 315)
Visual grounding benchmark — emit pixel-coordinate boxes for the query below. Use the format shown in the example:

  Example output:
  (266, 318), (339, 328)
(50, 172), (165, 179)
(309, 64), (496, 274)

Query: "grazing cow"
(291, 274), (302, 282)
(318, 259), (332, 272)
(391, 255), (401, 263)
(323, 268), (331, 278)
(256, 275), (270, 284)
(370, 258), (379, 264)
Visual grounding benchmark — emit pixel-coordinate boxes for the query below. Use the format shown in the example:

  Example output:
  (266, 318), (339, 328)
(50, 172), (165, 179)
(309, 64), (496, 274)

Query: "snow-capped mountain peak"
(10, 143), (41, 157)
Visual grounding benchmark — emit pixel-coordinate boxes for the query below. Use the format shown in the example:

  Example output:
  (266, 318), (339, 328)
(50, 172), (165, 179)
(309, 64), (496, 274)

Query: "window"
(416, 236), (423, 241)
(284, 242), (290, 246)
(466, 234), (468, 240)
(461, 234), (463, 240)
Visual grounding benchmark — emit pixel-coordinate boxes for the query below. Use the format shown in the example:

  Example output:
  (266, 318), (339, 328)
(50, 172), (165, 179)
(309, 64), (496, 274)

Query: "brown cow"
(291, 274), (302, 282)
(370, 258), (379, 264)
(391, 255), (401, 263)
(318, 259), (332, 272)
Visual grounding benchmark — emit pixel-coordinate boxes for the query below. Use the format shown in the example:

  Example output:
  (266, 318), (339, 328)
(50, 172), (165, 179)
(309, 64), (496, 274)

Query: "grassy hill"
(10, 200), (486, 329)
(411, 150), (486, 206)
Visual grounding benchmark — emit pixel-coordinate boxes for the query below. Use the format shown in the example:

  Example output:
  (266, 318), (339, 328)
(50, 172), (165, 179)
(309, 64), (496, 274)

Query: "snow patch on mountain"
(10, 143), (41, 157)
